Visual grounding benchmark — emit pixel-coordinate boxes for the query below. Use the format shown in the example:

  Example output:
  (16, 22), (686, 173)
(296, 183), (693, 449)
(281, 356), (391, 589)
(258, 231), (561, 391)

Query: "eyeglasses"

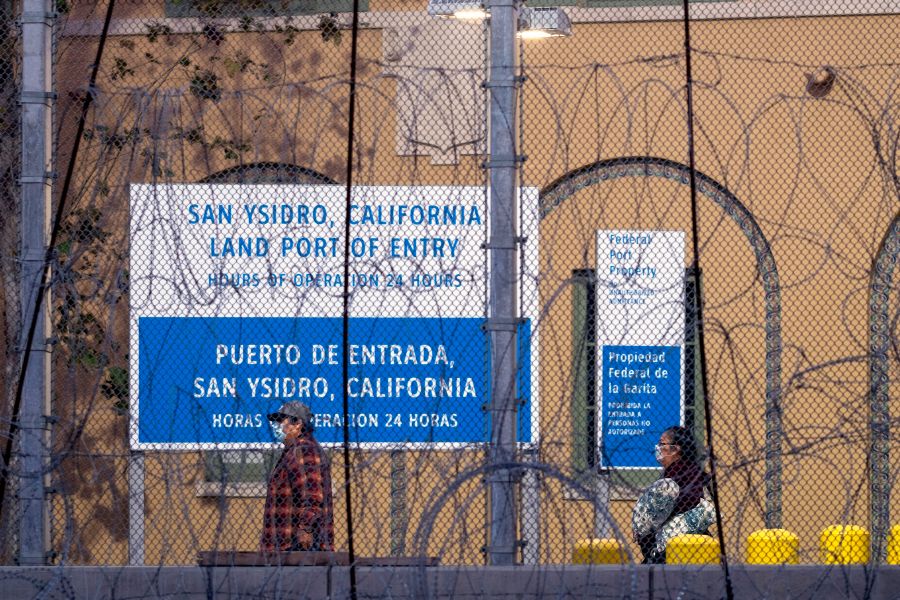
(654, 443), (677, 451)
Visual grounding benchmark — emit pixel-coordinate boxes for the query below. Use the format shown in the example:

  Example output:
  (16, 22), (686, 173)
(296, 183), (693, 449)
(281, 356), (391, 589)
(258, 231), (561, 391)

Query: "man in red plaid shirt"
(260, 401), (335, 552)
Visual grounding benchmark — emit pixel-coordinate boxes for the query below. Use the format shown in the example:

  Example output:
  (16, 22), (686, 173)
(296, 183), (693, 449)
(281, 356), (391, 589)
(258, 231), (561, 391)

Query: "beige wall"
(527, 13), (896, 562)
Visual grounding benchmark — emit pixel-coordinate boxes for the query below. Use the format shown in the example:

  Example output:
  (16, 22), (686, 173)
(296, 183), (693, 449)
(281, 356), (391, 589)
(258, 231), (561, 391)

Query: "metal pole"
(389, 450), (408, 556)
(593, 470), (611, 538)
(486, 0), (520, 567)
(17, 0), (54, 566)
(127, 452), (145, 564)
(520, 450), (539, 564)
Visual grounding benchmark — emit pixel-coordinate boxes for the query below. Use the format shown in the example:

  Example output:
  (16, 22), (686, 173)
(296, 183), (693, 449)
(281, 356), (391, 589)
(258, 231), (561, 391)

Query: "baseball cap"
(267, 401), (312, 425)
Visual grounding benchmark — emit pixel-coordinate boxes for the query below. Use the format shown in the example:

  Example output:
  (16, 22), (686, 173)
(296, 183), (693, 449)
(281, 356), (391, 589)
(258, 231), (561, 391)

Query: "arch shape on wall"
(869, 211), (900, 562)
(199, 161), (338, 185)
(539, 156), (784, 529)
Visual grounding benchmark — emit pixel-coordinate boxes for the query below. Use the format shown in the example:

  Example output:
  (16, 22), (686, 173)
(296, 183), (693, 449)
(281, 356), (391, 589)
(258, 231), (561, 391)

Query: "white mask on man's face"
(654, 445), (665, 464)
(270, 421), (287, 443)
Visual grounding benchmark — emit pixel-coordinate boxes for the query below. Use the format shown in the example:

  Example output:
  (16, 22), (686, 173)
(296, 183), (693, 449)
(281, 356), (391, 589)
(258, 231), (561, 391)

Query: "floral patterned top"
(631, 462), (716, 563)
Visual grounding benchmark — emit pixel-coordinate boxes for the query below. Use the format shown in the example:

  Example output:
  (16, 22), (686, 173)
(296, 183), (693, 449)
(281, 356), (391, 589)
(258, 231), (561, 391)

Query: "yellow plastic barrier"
(572, 538), (626, 564)
(886, 525), (900, 565)
(819, 525), (869, 564)
(667, 534), (720, 564)
(746, 529), (800, 564)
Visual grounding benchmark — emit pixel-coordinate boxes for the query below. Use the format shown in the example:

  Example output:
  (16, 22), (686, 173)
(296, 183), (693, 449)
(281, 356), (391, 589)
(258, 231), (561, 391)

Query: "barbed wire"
(0, 1), (898, 597)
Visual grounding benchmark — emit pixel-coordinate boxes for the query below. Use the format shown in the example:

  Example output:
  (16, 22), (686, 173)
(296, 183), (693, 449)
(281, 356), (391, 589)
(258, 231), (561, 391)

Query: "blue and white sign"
(129, 185), (539, 449)
(596, 230), (685, 468)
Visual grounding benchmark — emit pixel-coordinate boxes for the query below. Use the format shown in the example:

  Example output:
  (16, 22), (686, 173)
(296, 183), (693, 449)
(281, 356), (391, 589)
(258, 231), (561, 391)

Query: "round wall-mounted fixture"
(805, 66), (836, 98)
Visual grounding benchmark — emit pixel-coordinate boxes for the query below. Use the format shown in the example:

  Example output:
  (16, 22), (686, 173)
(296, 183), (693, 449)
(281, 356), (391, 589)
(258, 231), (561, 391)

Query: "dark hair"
(663, 425), (703, 465)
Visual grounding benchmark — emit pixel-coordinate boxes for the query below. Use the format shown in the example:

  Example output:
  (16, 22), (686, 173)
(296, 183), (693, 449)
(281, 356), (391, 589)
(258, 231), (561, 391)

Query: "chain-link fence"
(1, 0), (899, 590)
(0, 0), (21, 566)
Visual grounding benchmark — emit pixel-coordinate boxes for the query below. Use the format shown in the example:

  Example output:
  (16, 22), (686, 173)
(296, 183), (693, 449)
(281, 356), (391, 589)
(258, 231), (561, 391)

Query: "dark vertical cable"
(340, 0), (363, 598)
(680, 2), (733, 599)
(0, 0), (117, 516)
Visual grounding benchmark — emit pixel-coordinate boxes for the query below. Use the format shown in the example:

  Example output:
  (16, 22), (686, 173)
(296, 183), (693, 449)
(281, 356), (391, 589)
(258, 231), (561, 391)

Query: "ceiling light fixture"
(517, 7), (572, 39)
(427, 0), (489, 21)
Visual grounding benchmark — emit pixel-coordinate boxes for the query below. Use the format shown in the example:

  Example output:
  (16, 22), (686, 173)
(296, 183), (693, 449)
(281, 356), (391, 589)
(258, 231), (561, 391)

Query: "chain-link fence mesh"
(0, 0), (21, 567)
(0, 0), (899, 591)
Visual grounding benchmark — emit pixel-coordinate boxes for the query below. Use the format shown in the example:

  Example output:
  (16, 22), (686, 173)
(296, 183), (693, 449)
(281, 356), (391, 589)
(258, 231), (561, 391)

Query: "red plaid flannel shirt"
(260, 430), (335, 552)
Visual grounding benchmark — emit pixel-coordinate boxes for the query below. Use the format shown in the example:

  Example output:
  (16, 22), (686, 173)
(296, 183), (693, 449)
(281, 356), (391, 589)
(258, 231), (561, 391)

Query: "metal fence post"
(521, 449), (539, 564)
(127, 452), (145, 565)
(487, 0), (520, 567)
(17, 0), (53, 566)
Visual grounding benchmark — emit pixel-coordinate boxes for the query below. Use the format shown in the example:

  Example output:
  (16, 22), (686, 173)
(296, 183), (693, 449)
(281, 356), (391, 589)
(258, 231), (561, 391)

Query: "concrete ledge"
(0, 566), (334, 599)
(2, 565), (900, 599)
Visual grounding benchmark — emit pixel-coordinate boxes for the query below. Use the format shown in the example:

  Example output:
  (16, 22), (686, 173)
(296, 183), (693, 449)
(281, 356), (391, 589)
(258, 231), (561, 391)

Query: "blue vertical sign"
(596, 230), (685, 468)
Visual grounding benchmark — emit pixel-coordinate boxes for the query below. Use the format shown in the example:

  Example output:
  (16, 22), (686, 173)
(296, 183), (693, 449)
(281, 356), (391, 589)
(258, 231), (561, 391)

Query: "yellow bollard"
(667, 534), (720, 564)
(819, 525), (869, 564)
(746, 529), (800, 564)
(886, 525), (900, 565)
(572, 538), (626, 564)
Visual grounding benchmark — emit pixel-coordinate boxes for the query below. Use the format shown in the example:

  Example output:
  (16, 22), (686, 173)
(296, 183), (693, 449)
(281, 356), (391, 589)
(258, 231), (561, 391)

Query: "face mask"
(654, 445), (665, 464)
(270, 421), (286, 443)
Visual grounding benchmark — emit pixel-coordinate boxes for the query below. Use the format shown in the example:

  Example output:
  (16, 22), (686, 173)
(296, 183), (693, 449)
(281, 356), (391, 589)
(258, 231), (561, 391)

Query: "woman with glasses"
(631, 425), (716, 563)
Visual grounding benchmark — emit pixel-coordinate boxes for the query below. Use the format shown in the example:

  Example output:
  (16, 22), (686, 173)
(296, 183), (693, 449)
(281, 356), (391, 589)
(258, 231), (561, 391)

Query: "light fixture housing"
(427, 0), (489, 20)
(517, 6), (572, 39)
(805, 66), (836, 98)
